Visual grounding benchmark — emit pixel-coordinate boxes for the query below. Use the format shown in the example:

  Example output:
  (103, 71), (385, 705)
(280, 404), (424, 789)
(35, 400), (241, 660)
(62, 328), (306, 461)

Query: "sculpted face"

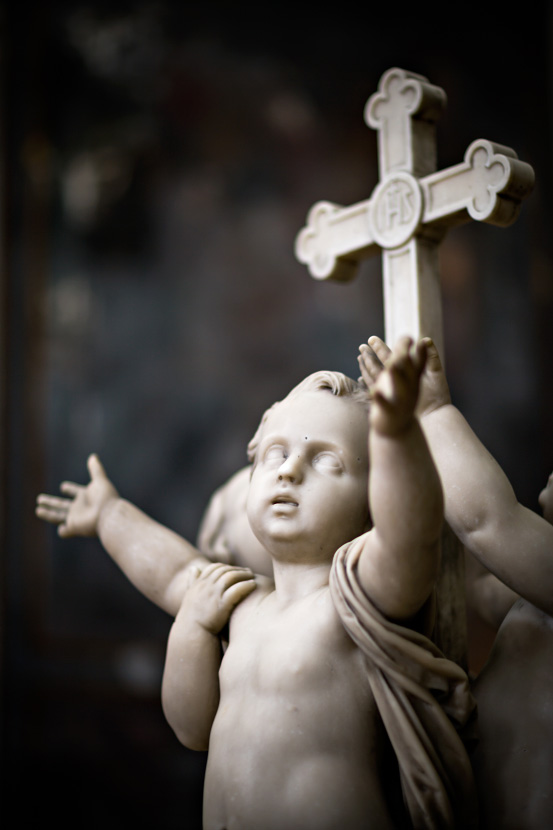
(246, 390), (370, 563)
(538, 472), (553, 525)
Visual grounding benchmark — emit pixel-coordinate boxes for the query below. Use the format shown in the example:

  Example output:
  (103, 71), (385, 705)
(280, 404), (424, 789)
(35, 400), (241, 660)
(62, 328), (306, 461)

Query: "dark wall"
(3, 3), (553, 827)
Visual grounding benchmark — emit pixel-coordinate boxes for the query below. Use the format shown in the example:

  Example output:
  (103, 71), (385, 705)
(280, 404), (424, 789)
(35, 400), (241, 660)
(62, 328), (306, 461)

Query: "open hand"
(179, 562), (257, 634)
(35, 454), (118, 538)
(360, 336), (427, 436)
(358, 335), (451, 420)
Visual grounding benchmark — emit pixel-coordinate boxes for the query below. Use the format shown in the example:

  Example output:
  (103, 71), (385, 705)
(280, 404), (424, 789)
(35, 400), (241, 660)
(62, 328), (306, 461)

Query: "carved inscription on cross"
(295, 67), (535, 358)
(295, 67), (535, 667)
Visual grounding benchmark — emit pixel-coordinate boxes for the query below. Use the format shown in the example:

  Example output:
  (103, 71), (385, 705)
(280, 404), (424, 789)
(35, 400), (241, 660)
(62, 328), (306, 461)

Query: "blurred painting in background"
(3, 2), (553, 827)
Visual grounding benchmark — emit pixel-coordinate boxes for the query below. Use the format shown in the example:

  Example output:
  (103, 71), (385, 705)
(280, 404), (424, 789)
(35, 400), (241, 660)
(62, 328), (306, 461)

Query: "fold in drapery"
(330, 539), (478, 829)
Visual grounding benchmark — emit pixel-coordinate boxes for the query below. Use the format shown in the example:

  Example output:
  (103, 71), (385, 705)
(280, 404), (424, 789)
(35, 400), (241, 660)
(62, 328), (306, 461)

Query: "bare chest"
(204, 591), (390, 830)
(222, 589), (366, 701)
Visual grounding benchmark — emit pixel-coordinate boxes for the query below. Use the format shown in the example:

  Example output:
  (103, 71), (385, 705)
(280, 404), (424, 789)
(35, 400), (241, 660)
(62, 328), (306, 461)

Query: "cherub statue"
(37, 337), (477, 830)
(360, 336), (553, 830)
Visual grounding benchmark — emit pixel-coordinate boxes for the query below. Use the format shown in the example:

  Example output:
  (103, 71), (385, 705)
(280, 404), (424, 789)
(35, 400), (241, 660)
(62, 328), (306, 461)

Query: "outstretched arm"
(367, 336), (553, 617)
(357, 337), (443, 621)
(161, 563), (256, 750)
(36, 455), (207, 616)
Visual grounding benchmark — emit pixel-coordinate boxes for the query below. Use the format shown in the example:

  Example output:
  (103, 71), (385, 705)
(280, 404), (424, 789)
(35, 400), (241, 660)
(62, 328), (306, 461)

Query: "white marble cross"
(295, 67), (535, 357)
(295, 67), (535, 667)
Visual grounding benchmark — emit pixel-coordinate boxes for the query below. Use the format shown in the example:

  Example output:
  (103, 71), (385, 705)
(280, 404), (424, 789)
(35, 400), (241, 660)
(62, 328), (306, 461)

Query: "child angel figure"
(37, 337), (477, 830)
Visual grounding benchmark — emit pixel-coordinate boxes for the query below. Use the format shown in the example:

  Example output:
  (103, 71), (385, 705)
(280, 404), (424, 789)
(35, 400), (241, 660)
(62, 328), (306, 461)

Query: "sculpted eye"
(264, 445), (287, 465)
(313, 452), (342, 472)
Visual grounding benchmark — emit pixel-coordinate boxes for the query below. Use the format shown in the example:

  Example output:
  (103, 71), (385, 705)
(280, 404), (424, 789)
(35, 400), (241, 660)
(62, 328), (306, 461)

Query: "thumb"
(421, 337), (442, 372)
(58, 523), (72, 539)
(410, 339), (428, 374)
(87, 453), (107, 481)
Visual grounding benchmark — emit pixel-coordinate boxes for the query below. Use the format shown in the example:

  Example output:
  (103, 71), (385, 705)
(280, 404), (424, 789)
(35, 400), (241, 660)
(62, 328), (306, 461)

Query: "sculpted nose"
(278, 455), (303, 483)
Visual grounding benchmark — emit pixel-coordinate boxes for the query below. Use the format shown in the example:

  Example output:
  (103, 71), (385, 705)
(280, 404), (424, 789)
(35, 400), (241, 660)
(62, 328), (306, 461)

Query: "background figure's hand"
(35, 454), (119, 538)
(414, 337), (451, 418)
(357, 338), (386, 391)
(178, 562), (256, 635)
(363, 336), (427, 436)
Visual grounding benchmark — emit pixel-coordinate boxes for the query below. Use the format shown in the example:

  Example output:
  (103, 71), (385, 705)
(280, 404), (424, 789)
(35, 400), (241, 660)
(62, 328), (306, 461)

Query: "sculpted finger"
(187, 563), (202, 581)
(37, 494), (72, 510)
(87, 454), (107, 481)
(416, 337), (451, 417)
(222, 578), (257, 609)
(200, 562), (228, 579)
(36, 492), (55, 504)
(58, 523), (74, 538)
(387, 351), (412, 378)
(388, 336), (412, 365)
(60, 481), (81, 497)
(367, 336), (392, 364)
(36, 504), (65, 524)
(381, 355), (416, 397)
(409, 340), (428, 374)
(389, 337), (425, 383)
(381, 351), (411, 388)
(421, 337), (442, 372)
(359, 343), (384, 374)
(218, 568), (255, 590)
(357, 355), (373, 390)
(358, 348), (382, 390)
(374, 363), (395, 397)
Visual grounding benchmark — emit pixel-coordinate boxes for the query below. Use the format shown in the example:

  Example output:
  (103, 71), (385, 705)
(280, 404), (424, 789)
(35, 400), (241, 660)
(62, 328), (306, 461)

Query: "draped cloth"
(329, 539), (478, 830)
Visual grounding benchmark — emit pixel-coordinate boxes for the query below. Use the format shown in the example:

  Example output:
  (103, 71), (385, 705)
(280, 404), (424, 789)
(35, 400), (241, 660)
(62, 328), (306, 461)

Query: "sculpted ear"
(247, 401), (281, 464)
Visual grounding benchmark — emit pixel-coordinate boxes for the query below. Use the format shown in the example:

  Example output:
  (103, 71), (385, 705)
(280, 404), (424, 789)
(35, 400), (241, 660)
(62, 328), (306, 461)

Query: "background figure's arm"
(467, 555), (519, 630)
(97, 497), (208, 616)
(422, 401), (553, 617)
(357, 338), (443, 621)
(37, 454), (208, 616)
(161, 563), (256, 750)
(367, 336), (553, 617)
(359, 335), (553, 618)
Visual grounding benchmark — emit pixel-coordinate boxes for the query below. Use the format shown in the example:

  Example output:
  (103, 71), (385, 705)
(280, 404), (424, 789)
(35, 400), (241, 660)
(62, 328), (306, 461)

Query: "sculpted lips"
(271, 493), (299, 507)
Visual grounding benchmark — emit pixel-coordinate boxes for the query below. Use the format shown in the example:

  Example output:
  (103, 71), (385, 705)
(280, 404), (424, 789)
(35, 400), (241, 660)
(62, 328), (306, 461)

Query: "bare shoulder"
(254, 574), (275, 594)
(229, 574), (274, 621)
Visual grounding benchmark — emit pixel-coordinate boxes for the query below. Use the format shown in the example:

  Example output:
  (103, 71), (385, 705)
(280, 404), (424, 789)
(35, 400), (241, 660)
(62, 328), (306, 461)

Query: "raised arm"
(161, 562), (255, 750)
(356, 337), (443, 621)
(367, 336), (553, 617)
(36, 454), (207, 616)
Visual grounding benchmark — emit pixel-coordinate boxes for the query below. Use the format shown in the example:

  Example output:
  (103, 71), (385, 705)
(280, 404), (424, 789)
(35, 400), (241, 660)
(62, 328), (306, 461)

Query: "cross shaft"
(295, 68), (534, 357)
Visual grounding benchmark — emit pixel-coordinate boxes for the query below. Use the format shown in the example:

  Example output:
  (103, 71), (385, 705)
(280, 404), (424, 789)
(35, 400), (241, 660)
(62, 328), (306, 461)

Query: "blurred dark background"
(2, 2), (553, 827)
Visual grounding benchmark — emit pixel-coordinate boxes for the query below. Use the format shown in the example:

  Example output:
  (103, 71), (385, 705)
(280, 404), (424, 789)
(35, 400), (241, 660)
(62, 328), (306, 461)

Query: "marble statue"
(35, 68), (543, 829)
(361, 336), (553, 830)
(37, 337), (478, 829)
